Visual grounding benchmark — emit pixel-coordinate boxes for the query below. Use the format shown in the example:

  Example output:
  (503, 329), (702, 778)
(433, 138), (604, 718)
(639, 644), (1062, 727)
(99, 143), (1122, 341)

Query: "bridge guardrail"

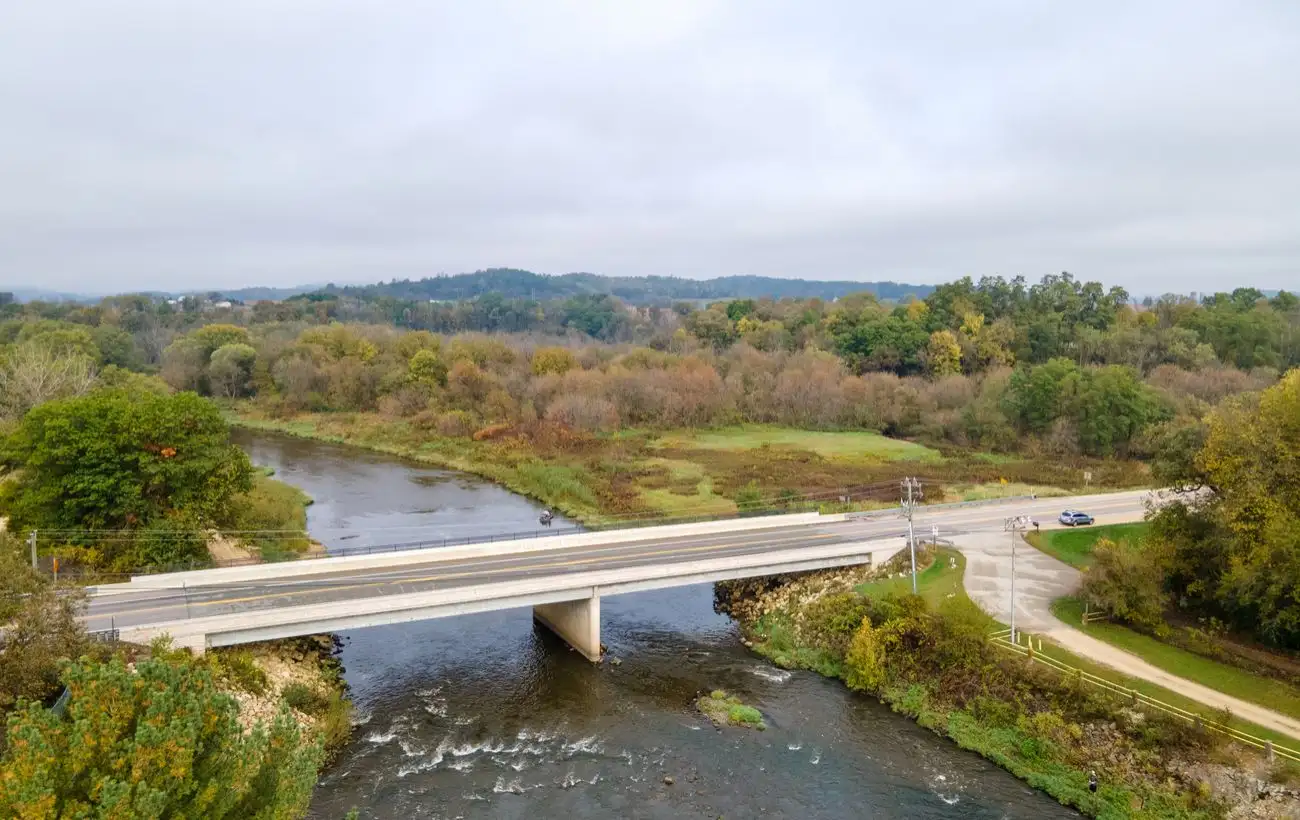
(126, 492), (1062, 576)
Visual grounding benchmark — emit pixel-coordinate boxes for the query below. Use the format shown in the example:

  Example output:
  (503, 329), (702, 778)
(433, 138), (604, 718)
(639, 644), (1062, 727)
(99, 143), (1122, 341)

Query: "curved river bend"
(234, 431), (1077, 820)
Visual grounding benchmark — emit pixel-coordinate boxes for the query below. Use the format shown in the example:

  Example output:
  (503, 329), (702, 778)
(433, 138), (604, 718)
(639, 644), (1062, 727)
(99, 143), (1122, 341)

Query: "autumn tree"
(1080, 537), (1169, 633)
(531, 346), (577, 376)
(0, 653), (321, 819)
(925, 330), (962, 378)
(1150, 369), (1300, 646)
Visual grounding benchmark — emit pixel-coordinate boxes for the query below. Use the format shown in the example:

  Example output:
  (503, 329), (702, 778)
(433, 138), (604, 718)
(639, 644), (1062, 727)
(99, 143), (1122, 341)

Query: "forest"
(304, 267), (932, 305)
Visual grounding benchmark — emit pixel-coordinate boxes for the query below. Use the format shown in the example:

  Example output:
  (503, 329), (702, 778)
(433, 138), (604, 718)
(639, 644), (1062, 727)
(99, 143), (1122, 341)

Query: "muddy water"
(234, 430), (1076, 819)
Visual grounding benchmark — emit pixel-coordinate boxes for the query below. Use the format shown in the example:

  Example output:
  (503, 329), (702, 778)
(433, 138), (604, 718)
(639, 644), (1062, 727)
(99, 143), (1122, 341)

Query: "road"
(87, 490), (1152, 633)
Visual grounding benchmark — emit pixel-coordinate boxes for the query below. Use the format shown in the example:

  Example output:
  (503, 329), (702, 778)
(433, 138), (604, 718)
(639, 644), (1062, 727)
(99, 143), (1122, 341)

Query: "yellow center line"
(96, 534), (840, 619)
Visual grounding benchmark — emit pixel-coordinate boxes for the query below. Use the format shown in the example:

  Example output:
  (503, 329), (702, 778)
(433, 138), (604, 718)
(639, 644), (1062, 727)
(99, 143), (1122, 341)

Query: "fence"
(988, 628), (1300, 763)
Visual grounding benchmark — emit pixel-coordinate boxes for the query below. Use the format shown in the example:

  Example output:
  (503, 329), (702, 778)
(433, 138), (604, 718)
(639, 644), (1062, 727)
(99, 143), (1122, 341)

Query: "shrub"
(0, 654), (321, 818)
(1081, 537), (1170, 634)
(219, 650), (269, 696)
(318, 690), (354, 753)
(844, 619), (887, 693)
(799, 592), (871, 654)
(435, 409), (475, 437)
(727, 704), (765, 729)
(282, 682), (328, 715)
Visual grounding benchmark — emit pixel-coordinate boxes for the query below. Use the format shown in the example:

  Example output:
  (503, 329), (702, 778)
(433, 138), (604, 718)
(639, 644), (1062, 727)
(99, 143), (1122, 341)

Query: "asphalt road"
(86, 490), (1152, 633)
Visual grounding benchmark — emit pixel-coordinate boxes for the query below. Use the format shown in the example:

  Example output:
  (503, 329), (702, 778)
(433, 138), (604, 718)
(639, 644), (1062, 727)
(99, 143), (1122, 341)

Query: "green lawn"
(857, 548), (974, 610)
(1051, 597), (1300, 724)
(1026, 522), (1149, 568)
(651, 425), (942, 462)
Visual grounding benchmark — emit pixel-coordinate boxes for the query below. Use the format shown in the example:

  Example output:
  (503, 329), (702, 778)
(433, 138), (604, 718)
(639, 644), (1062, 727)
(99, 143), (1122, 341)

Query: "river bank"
(715, 561), (1300, 820)
(225, 406), (1149, 530)
(210, 636), (353, 760)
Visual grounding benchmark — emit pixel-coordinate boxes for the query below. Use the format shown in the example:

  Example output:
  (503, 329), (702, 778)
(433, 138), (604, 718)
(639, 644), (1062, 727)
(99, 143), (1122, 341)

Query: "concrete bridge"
(86, 490), (1151, 661)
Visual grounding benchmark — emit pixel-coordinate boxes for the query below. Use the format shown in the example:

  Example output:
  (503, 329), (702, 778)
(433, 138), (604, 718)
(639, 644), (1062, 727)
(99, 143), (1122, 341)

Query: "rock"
(609, 657), (622, 666)
(663, 776), (675, 786)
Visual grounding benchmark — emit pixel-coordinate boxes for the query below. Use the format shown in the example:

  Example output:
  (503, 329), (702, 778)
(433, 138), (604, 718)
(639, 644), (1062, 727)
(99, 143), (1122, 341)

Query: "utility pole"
(1005, 515), (1030, 644)
(901, 478), (922, 594)
(28, 530), (37, 571)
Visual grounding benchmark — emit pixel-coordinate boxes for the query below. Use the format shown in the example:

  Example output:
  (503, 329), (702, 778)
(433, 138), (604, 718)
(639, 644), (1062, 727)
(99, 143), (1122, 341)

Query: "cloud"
(1, 0), (1297, 293)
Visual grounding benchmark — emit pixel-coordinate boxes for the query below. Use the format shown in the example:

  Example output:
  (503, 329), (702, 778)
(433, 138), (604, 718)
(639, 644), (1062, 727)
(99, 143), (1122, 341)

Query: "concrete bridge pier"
(533, 590), (602, 662)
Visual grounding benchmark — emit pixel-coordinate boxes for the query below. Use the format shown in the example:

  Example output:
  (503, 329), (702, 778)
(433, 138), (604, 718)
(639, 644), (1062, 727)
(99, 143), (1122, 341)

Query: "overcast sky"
(2, 2), (1298, 295)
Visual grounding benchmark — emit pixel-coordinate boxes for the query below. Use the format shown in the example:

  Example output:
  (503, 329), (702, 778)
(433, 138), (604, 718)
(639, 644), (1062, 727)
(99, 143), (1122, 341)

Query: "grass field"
(1052, 597), (1300, 724)
(649, 425), (942, 462)
(1026, 522), (1149, 568)
(229, 409), (1149, 529)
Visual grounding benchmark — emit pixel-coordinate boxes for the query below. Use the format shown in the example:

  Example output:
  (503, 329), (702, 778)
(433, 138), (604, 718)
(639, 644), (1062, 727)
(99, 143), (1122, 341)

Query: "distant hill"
(0, 287), (100, 303)
(215, 284), (331, 302)
(322, 269), (933, 305)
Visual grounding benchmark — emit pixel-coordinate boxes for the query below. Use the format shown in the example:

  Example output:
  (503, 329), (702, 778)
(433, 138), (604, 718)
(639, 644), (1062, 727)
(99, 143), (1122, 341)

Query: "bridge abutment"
(533, 591), (601, 662)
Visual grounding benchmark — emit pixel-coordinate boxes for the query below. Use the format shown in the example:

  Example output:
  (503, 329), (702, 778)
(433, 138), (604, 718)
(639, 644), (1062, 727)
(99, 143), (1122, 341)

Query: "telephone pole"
(901, 478), (922, 594)
(1005, 515), (1030, 644)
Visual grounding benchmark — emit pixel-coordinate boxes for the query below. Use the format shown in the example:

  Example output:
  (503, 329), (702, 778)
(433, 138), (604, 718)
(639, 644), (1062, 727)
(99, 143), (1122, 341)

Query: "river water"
(233, 431), (1077, 820)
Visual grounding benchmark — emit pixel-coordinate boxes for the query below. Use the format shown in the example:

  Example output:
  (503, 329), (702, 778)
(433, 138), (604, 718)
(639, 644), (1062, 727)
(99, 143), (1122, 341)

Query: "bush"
(1081, 537), (1170, 634)
(318, 690), (354, 753)
(799, 593), (871, 654)
(218, 650), (269, 696)
(727, 704), (765, 729)
(435, 409), (475, 437)
(282, 682), (328, 715)
(844, 619), (887, 693)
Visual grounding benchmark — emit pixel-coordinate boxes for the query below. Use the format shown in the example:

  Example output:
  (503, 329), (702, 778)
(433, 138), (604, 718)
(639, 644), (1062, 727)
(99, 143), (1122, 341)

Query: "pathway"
(957, 530), (1300, 742)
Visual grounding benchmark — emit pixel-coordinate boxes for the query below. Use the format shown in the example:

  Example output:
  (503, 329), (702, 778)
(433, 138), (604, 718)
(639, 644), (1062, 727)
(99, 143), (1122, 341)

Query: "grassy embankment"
(1053, 597), (1300, 726)
(1028, 523), (1300, 728)
(732, 550), (1297, 818)
(228, 407), (1148, 528)
(1026, 522), (1150, 569)
(228, 468), (315, 560)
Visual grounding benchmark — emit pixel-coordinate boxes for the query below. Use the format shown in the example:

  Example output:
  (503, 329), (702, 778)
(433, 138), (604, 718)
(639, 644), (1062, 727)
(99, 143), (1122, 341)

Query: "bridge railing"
(103, 489), (1053, 578)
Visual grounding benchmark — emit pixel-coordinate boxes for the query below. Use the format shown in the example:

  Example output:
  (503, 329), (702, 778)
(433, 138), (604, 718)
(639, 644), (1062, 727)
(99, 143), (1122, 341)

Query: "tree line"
(1083, 369), (1300, 651)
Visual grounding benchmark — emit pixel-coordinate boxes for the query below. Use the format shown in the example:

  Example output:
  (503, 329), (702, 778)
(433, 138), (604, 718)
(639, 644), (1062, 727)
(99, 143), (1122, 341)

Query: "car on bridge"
(1059, 510), (1094, 526)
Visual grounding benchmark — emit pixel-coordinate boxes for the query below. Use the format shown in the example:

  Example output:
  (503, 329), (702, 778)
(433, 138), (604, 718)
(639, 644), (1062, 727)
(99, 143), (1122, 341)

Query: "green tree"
(1070, 365), (1169, 456)
(1080, 537), (1169, 634)
(1, 390), (253, 540)
(1002, 358), (1080, 434)
(0, 653), (322, 819)
(208, 343), (258, 398)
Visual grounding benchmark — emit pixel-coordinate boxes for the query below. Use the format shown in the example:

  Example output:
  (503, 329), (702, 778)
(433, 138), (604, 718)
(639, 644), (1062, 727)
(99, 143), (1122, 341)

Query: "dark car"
(1059, 510), (1094, 526)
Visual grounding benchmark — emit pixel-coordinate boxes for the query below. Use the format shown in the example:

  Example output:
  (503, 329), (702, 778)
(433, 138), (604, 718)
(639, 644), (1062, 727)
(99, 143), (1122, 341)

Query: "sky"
(1, 1), (1298, 295)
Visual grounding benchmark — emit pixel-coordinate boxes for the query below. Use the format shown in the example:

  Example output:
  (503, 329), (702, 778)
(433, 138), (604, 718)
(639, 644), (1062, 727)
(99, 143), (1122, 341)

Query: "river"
(233, 430), (1078, 820)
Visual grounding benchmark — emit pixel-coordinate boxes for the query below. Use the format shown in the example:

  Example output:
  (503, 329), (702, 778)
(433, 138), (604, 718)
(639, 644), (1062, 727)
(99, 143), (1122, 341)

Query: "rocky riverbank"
(211, 635), (353, 758)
